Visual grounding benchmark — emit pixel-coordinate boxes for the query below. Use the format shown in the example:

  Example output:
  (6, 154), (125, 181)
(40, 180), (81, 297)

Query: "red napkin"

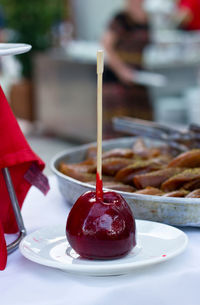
(0, 86), (49, 270)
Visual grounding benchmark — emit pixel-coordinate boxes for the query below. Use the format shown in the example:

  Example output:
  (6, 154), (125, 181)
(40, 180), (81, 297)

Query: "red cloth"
(0, 86), (49, 270)
(179, 0), (200, 30)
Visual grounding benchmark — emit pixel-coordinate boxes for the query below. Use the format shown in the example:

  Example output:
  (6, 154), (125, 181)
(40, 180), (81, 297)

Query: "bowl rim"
(50, 137), (200, 205)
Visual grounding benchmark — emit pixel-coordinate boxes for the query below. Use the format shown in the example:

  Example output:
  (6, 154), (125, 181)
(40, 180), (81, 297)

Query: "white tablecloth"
(1, 176), (200, 305)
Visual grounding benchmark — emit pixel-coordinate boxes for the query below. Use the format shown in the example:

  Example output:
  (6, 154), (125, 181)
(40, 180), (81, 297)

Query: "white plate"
(19, 220), (188, 276)
(0, 43), (31, 56)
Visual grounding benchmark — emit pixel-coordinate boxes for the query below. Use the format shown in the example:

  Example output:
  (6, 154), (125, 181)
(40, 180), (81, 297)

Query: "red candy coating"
(96, 172), (103, 200)
(66, 191), (136, 260)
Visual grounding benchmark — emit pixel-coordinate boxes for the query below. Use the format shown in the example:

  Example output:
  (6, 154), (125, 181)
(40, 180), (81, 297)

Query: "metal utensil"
(113, 116), (189, 152)
(2, 168), (26, 254)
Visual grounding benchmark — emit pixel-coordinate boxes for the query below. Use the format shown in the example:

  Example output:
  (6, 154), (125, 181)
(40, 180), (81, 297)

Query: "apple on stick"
(66, 50), (136, 260)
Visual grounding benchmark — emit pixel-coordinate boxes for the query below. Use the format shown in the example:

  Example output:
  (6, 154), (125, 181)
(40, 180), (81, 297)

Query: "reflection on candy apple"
(66, 191), (136, 260)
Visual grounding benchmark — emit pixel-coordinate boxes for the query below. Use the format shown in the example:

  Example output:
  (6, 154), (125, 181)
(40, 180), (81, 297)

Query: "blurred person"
(176, 0), (200, 31)
(102, 0), (152, 138)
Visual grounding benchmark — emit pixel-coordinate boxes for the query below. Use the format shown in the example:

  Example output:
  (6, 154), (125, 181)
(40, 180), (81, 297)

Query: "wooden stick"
(96, 50), (104, 200)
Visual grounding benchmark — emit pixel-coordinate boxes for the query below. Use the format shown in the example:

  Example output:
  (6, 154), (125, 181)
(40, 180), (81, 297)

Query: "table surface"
(1, 176), (200, 305)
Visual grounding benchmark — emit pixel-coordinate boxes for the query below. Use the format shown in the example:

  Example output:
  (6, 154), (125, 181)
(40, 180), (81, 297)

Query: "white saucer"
(19, 220), (188, 276)
(0, 43), (31, 56)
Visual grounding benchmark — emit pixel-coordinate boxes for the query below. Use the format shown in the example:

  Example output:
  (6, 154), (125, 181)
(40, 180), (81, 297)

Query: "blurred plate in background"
(0, 43), (32, 56)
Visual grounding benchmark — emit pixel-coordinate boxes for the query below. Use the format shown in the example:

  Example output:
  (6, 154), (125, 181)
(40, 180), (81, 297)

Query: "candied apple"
(66, 191), (136, 260)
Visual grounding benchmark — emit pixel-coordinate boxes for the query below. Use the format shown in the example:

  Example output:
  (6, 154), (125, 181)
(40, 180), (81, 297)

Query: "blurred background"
(0, 0), (200, 173)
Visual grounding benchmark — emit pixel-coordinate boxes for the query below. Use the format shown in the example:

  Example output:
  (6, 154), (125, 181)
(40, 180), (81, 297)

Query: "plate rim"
(19, 220), (188, 275)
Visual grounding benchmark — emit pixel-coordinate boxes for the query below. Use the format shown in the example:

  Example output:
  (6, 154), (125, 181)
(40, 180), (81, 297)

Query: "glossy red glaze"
(66, 191), (136, 260)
